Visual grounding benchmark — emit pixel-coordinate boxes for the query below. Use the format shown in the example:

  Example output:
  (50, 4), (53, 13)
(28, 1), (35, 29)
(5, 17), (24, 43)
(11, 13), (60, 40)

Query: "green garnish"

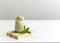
(20, 25), (31, 34)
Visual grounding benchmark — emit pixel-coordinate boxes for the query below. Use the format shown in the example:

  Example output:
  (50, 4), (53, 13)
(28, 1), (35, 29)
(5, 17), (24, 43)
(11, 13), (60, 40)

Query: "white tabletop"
(0, 20), (60, 42)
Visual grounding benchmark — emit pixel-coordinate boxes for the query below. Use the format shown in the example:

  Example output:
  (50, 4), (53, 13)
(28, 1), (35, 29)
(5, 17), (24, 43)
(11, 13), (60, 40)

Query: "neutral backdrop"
(0, 0), (60, 20)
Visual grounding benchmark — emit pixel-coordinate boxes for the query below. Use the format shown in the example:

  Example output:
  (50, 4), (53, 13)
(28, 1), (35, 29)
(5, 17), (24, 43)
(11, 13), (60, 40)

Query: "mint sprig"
(20, 25), (31, 34)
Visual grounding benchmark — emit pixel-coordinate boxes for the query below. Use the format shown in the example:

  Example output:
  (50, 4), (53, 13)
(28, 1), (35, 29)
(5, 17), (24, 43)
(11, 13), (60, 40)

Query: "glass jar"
(15, 16), (24, 33)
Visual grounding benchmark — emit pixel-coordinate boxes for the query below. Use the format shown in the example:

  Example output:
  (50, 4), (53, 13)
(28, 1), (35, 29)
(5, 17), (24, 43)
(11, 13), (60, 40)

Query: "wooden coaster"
(7, 31), (32, 40)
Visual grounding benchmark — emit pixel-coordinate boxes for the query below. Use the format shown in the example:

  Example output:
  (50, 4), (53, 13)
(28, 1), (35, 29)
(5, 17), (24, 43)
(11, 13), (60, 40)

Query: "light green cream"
(15, 16), (24, 33)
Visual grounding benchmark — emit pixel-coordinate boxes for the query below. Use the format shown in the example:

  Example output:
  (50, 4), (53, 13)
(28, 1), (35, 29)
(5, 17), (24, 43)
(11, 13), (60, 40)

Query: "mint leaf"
(24, 25), (25, 31)
(20, 31), (25, 34)
(26, 31), (31, 34)
(25, 27), (29, 31)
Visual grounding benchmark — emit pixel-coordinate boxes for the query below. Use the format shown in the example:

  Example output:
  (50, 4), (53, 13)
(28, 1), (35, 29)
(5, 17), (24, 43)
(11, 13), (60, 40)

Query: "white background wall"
(0, 0), (60, 20)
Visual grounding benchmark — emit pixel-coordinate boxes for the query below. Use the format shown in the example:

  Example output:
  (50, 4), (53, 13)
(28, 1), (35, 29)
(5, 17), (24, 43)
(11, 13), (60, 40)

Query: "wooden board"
(7, 31), (32, 40)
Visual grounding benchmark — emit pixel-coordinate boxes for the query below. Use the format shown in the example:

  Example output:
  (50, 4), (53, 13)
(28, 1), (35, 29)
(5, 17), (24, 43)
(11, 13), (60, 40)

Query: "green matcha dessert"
(15, 16), (24, 33)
